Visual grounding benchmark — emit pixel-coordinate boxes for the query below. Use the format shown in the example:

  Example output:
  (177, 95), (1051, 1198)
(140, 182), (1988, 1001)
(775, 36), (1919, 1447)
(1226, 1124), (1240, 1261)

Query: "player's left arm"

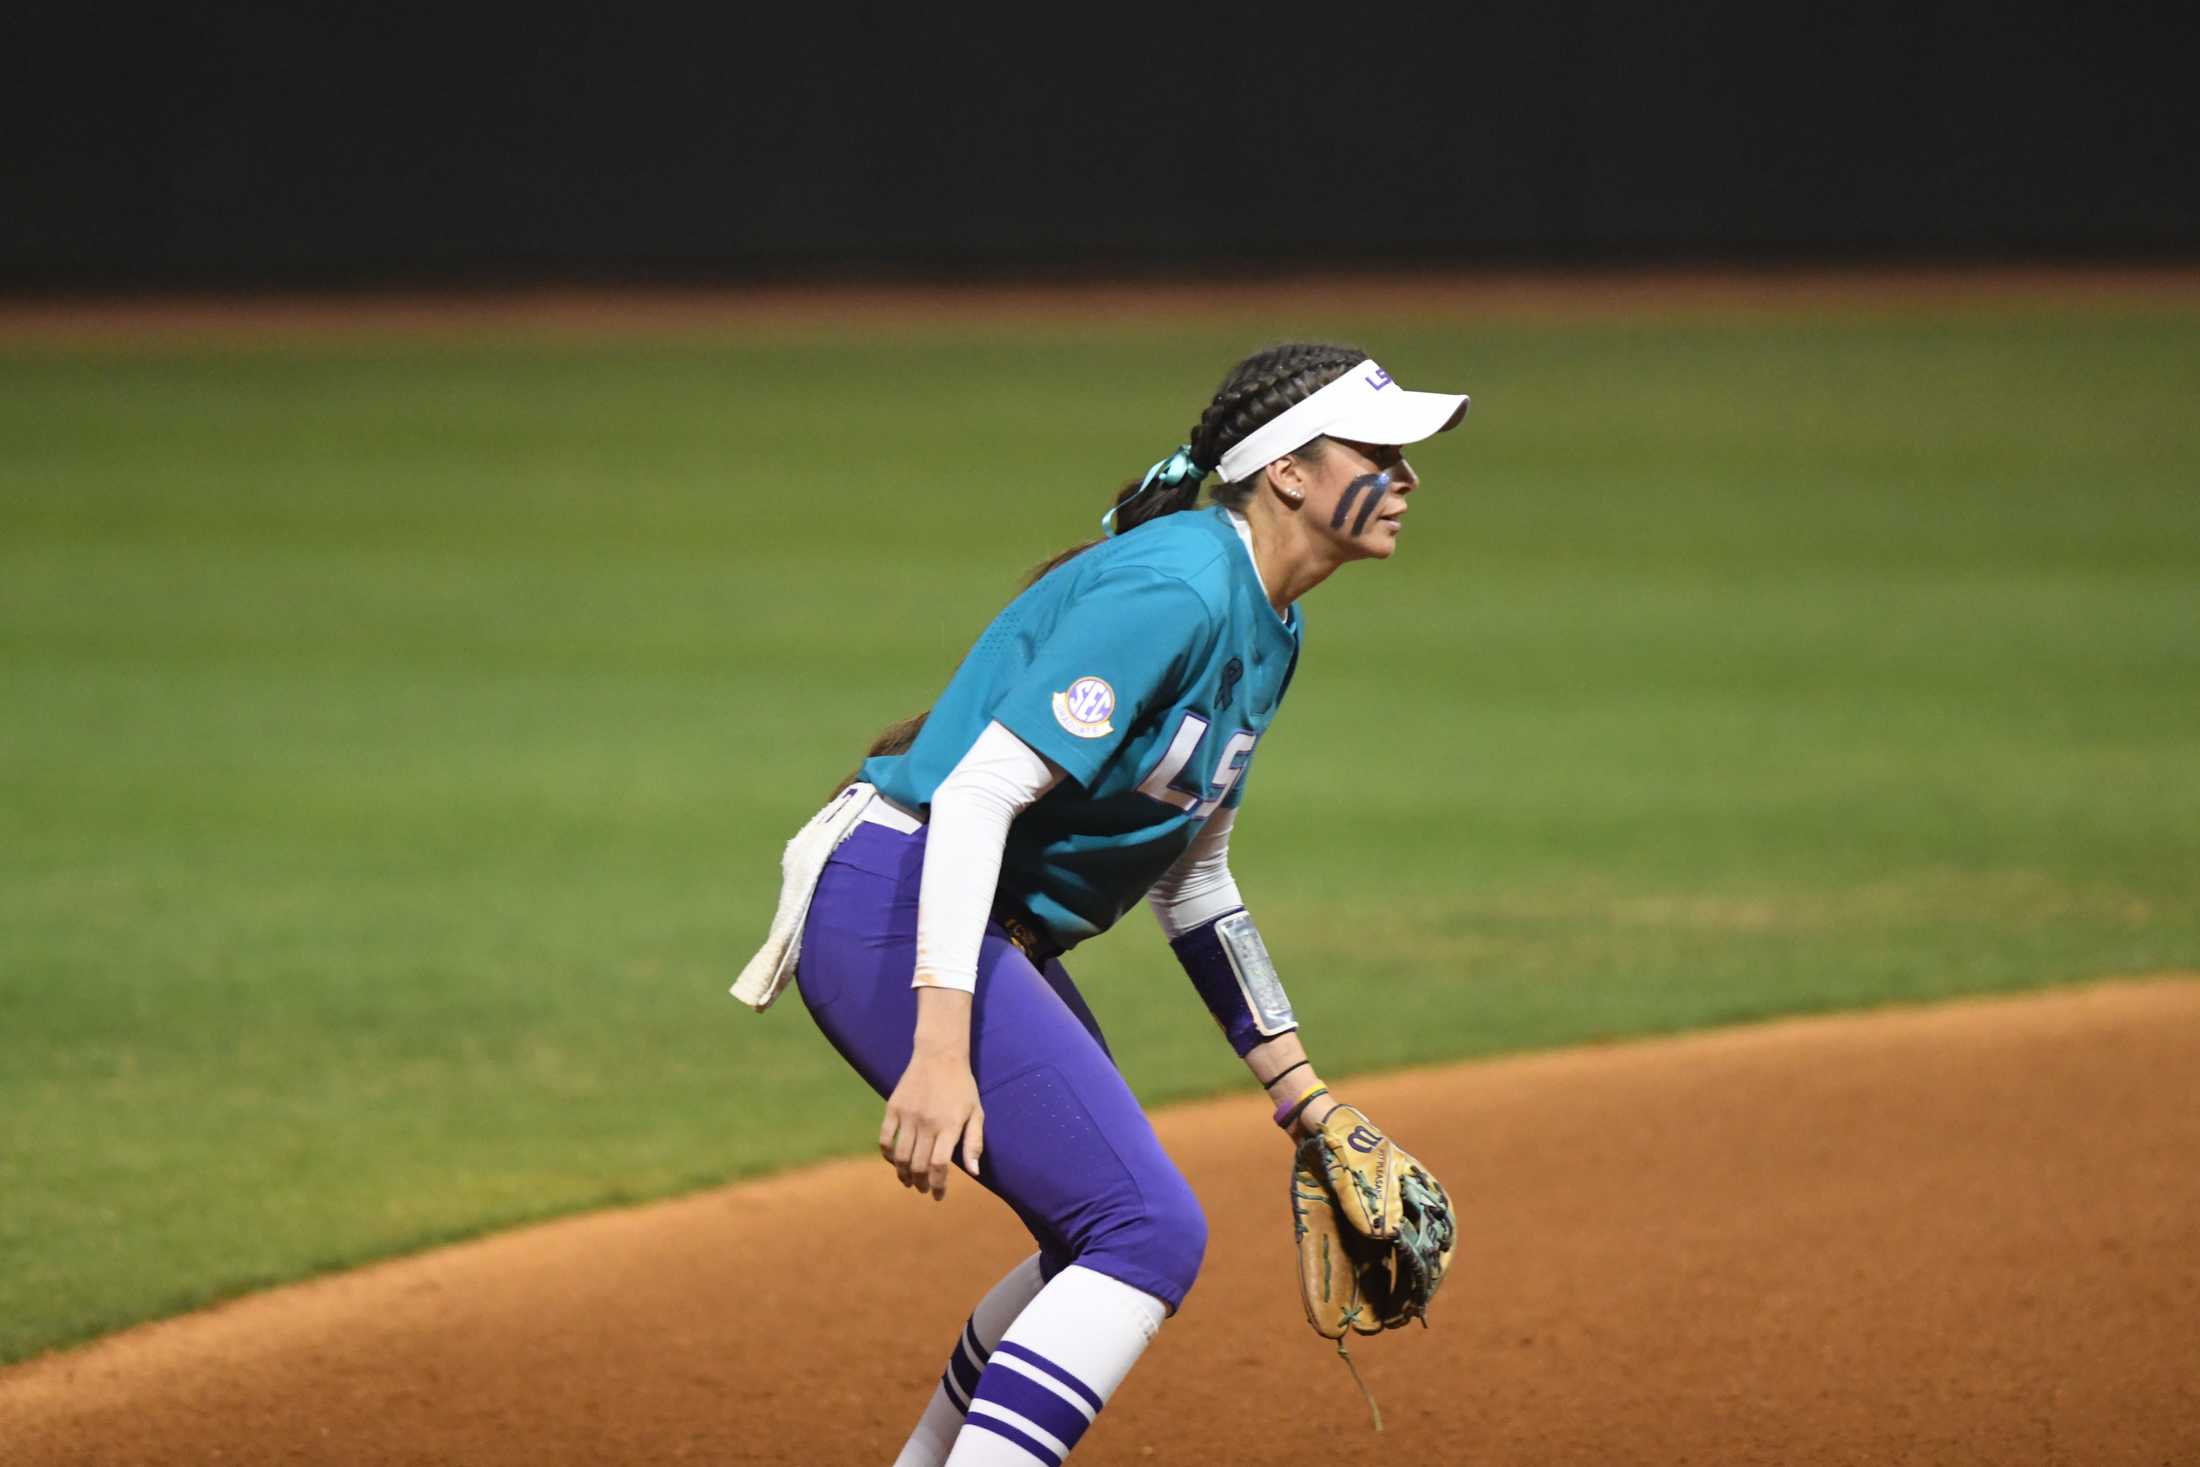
(1155, 812), (1456, 1342)
(1148, 813), (1339, 1136)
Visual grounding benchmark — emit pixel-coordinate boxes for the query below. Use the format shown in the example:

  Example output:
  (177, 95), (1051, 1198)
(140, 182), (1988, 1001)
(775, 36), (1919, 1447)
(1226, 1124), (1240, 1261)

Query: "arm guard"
(1169, 907), (1297, 1057)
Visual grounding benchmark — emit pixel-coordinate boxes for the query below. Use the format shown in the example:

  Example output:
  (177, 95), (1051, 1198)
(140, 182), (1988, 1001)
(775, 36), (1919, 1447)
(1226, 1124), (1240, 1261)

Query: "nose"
(1390, 458), (1419, 494)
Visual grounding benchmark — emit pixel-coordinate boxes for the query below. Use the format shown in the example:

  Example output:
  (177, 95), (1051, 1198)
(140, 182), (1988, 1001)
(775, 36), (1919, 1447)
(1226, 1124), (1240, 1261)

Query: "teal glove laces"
(1102, 445), (1209, 536)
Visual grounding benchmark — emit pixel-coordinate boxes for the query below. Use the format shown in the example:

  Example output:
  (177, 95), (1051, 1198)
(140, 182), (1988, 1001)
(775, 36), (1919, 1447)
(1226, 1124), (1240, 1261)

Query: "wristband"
(1275, 1084), (1329, 1132)
(1260, 1057), (1312, 1091)
(1170, 908), (1298, 1057)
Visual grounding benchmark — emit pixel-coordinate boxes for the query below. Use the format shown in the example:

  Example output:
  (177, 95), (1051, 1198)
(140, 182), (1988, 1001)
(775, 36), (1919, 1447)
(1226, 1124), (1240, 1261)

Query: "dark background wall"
(7, 4), (2194, 290)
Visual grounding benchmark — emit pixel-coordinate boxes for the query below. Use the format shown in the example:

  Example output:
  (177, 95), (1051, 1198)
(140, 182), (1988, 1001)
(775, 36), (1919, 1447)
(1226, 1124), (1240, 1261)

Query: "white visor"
(1214, 359), (1470, 485)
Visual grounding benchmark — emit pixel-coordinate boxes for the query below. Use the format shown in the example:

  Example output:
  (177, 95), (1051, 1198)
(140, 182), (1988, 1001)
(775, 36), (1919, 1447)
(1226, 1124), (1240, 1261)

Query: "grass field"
(3, 293), (2197, 1364)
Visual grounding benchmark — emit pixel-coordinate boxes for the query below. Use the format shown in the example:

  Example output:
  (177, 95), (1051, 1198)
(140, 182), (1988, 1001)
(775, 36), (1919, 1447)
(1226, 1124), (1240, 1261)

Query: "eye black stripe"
(1329, 482), (1363, 529)
(1351, 475), (1390, 535)
(1332, 473), (1383, 530)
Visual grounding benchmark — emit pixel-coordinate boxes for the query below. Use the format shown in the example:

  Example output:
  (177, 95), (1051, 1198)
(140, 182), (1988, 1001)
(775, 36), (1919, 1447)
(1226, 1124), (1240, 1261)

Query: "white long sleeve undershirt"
(1145, 807), (1245, 940)
(913, 721), (1248, 988)
(913, 720), (1063, 991)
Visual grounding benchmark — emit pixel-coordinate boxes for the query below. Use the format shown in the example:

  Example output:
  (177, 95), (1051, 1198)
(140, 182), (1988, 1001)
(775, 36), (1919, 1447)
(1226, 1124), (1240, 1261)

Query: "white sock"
(945, 1265), (1167, 1465)
(893, 1254), (1050, 1467)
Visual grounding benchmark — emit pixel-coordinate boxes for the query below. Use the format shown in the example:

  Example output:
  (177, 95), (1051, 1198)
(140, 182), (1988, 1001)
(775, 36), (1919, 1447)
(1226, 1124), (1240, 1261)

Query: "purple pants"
(796, 821), (1207, 1311)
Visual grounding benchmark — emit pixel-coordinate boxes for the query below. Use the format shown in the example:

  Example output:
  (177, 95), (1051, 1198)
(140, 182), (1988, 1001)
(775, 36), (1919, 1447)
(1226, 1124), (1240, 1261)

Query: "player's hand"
(879, 987), (985, 1200)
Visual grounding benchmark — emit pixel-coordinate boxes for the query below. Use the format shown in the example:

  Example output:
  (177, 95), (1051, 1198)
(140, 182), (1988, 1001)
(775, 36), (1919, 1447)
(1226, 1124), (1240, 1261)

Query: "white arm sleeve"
(1146, 807), (1245, 941)
(914, 720), (1064, 992)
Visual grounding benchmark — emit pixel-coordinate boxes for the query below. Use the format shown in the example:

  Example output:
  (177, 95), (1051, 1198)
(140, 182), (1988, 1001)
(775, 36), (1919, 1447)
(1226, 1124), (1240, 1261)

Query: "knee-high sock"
(893, 1254), (1050, 1467)
(946, 1265), (1167, 1465)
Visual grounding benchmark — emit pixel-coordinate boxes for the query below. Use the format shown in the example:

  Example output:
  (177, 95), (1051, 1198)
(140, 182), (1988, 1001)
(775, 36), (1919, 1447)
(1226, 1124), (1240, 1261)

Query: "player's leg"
(893, 1253), (1047, 1467)
(799, 826), (1207, 1311)
(797, 827), (1073, 1462)
(935, 955), (1199, 1465)
(810, 929), (1199, 1464)
(799, 824), (1206, 1462)
(946, 1263), (1165, 1465)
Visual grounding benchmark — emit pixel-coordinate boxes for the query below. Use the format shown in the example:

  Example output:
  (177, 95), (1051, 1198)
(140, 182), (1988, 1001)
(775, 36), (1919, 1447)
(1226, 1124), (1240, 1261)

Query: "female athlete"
(733, 341), (1470, 1465)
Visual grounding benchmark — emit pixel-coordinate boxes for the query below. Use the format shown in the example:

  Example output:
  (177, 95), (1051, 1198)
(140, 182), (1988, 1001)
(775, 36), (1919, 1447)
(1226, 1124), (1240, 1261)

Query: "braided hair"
(1020, 340), (1368, 584)
(1116, 341), (1368, 530)
(833, 342), (1365, 791)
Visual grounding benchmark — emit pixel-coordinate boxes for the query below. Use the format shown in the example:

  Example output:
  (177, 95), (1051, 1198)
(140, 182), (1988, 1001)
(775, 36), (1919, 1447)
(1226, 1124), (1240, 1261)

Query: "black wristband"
(1260, 1058), (1312, 1091)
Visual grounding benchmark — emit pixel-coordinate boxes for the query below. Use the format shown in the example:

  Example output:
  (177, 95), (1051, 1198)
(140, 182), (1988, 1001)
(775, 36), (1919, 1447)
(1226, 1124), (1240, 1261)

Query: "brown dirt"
(2, 266), (2197, 347)
(4, 979), (2196, 1465)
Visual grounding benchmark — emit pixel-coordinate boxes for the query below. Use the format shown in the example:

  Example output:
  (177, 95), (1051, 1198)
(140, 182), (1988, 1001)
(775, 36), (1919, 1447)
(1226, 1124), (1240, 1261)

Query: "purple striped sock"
(939, 1315), (988, 1411)
(963, 1342), (1100, 1462)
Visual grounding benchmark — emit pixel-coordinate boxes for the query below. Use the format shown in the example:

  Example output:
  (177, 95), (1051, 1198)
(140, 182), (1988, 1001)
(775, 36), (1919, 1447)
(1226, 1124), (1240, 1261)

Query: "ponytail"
(830, 340), (1367, 798)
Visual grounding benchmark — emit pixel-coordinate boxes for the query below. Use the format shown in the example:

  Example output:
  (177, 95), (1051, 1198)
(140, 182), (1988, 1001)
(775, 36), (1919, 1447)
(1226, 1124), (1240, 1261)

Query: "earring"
(1280, 487), (1305, 506)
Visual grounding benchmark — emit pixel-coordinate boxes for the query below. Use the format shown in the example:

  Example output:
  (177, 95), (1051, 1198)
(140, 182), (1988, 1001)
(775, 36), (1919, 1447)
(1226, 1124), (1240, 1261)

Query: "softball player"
(735, 341), (1469, 1465)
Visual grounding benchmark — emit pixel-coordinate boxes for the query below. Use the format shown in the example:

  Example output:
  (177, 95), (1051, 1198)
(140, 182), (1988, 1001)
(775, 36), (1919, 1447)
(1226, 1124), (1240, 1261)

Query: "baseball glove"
(1292, 1103), (1457, 1338)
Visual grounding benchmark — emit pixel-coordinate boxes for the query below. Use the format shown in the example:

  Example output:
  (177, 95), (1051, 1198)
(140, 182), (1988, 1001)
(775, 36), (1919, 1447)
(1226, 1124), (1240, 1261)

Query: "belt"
(991, 895), (1064, 968)
(857, 795), (924, 834)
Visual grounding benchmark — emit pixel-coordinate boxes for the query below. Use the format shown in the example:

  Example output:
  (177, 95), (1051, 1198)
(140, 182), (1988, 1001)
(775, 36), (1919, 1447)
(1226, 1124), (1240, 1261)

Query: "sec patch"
(1051, 676), (1116, 739)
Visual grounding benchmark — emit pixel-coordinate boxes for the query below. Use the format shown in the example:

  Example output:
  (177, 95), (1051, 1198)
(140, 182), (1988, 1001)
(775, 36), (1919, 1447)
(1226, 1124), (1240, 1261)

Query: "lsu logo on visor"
(1052, 676), (1117, 739)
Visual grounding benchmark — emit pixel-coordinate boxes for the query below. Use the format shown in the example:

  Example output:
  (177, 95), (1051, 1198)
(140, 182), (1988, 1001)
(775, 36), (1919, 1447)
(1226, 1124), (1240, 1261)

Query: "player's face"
(1309, 439), (1419, 560)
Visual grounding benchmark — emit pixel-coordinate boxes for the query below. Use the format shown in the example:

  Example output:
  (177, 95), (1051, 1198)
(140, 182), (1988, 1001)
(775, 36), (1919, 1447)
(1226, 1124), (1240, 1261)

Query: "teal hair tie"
(1101, 445), (1210, 536)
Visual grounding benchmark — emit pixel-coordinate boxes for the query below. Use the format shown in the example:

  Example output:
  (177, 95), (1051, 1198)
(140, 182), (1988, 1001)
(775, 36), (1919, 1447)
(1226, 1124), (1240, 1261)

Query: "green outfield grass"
(3, 298), (2197, 1363)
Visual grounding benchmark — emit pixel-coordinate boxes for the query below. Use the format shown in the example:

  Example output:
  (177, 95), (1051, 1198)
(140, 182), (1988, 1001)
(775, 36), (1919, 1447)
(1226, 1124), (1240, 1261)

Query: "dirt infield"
(4, 980), (2195, 1465)
(3, 266), (2197, 347)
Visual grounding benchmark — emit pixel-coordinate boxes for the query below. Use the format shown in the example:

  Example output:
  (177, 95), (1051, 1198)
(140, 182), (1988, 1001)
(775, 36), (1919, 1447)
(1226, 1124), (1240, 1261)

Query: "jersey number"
(1136, 713), (1257, 819)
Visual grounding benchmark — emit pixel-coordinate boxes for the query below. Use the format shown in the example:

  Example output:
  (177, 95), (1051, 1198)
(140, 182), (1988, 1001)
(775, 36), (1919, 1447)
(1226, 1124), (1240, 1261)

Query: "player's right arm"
(879, 720), (1062, 1201)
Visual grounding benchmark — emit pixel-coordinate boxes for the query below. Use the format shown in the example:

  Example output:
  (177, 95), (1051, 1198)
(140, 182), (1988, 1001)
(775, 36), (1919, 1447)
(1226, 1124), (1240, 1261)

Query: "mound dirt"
(4, 978), (2196, 1465)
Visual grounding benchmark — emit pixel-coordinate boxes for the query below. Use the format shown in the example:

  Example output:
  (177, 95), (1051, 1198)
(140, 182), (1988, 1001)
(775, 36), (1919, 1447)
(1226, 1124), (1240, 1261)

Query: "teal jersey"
(863, 506), (1303, 951)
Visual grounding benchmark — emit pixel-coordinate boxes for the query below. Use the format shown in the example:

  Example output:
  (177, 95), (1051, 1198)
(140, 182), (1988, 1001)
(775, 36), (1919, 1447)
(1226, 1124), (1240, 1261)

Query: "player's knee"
(1150, 1178), (1208, 1296)
(1107, 1166), (1206, 1302)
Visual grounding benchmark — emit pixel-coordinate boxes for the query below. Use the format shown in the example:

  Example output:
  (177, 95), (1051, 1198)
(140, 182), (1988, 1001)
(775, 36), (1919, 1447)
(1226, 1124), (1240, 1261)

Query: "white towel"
(729, 782), (878, 1012)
